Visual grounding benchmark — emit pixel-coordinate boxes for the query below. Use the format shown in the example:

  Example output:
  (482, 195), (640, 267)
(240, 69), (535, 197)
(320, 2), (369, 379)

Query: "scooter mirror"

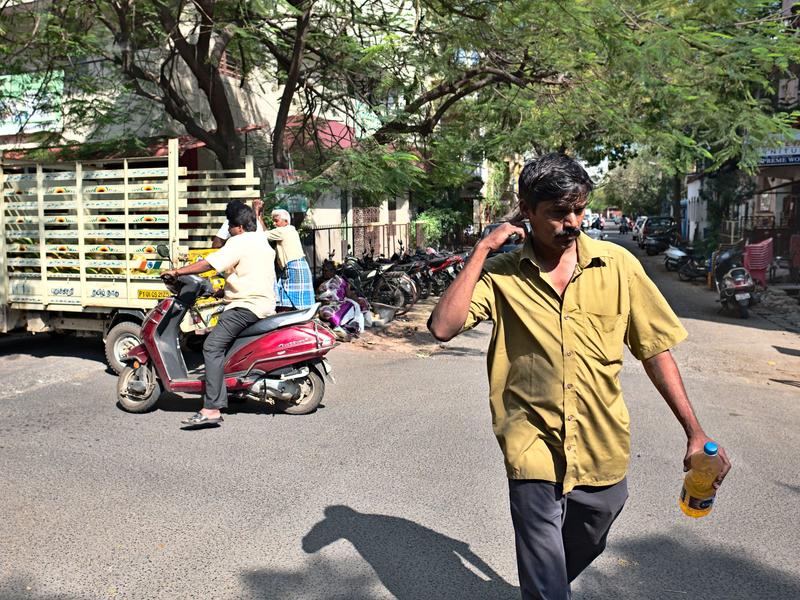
(156, 244), (170, 258)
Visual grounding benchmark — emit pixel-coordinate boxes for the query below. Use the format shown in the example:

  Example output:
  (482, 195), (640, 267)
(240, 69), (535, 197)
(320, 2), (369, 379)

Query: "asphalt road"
(1, 231), (799, 600)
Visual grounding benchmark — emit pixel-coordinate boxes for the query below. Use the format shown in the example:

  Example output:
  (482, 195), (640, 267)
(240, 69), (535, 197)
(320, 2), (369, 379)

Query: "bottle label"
(680, 486), (715, 510)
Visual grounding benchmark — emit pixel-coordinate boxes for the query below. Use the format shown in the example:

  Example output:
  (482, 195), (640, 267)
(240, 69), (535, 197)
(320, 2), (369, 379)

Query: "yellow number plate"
(137, 289), (170, 299)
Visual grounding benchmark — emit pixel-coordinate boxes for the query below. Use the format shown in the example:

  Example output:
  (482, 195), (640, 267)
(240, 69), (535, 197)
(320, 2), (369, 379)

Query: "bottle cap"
(703, 441), (718, 456)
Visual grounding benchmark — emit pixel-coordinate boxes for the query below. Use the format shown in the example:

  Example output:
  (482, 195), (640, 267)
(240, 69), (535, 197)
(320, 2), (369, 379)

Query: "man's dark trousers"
(202, 307), (260, 409)
(509, 478), (628, 600)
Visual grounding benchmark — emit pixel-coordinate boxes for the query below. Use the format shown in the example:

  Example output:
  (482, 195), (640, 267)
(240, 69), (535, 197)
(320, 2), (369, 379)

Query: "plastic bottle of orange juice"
(679, 441), (722, 518)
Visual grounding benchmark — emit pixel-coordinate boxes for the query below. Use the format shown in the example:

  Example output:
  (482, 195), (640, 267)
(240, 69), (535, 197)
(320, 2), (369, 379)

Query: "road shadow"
(768, 378), (800, 389)
(773, 345), (800, 357)
(578, 533), (800, 599)
(434, 345), (487, 358)
(0, 333), (105, 363)
(0, 574), (86, 600)
(777, 481), (800, 495)
(118, 391), (326, 417)
(242, 505), (517, 600)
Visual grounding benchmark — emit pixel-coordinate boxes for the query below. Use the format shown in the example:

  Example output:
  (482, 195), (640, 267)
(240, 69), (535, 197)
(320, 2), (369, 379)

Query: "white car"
(632, 216), (647, 241)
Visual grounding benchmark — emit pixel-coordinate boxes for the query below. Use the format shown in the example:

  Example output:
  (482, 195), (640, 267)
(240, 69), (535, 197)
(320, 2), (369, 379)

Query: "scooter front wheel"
(117, 365), (162, 413)
(278, 369), (325, 415)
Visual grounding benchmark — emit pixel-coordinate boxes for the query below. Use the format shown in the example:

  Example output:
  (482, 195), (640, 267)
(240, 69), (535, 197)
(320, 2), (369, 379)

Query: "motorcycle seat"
(428, 257), (448, 267)
(237, 303), (321, 338)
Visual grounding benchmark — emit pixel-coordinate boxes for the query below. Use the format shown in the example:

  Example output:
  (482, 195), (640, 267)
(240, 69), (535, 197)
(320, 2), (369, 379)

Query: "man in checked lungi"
(265, 208), (315, 310)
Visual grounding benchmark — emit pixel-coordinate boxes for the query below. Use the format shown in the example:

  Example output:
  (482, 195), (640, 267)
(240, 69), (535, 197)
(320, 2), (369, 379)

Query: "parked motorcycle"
(664, 244), (692, 271)
(714, 249), (757, 319)
(340, 247), (407, 313)
(116, 248), (337, 415)
(677, 256), (708, 282)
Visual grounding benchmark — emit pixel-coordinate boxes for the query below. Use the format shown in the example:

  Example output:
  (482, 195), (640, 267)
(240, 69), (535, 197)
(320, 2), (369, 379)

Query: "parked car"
(638, 216), (674, 248)
(480, 220), (529, 256)
(585, 228), (608, 241)
(632, 216), (647, 241)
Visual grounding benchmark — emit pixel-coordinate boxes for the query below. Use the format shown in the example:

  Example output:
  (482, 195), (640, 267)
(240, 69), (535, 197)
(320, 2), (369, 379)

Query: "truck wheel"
(106, 322), (142, 375)
(117, 365), (162, 413)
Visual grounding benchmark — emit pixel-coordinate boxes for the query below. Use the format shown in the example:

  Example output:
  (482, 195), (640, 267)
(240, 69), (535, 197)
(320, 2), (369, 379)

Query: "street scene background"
(2, 1), (800, 598)
(2, 230), (798, 600)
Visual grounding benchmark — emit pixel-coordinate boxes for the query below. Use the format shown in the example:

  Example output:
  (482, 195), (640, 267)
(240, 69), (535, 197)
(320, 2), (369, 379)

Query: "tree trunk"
(272, 4), (313, 170)
(671, 174), (683, 239)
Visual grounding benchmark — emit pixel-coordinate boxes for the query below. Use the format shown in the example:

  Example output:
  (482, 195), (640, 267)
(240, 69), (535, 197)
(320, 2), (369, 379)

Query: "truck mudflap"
(122, 344), (149, 365)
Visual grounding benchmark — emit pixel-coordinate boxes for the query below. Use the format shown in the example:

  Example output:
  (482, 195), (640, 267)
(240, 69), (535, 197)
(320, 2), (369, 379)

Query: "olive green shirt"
(464, 234), (687, 492)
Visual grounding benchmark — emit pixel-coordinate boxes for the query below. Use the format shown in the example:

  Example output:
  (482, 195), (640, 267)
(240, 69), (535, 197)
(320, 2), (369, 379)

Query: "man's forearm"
(172, 259), (212, 277)
(428, 242), (491, 341)
(642, 350), (705, 439)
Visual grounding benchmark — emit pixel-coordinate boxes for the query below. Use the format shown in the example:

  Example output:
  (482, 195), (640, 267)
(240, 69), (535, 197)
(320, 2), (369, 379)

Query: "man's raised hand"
(477, 222), (527, 253)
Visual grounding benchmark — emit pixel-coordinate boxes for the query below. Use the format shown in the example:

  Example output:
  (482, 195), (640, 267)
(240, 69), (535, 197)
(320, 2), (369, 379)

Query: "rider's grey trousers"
(202, 307), (260, 409)
(509, 477), (628, 600)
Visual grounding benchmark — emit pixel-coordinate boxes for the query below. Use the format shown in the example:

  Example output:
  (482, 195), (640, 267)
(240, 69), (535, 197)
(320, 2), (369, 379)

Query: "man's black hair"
(518, 153), (594, 210)
(227, 202), (257, 232)
(225, 199), (248, 221)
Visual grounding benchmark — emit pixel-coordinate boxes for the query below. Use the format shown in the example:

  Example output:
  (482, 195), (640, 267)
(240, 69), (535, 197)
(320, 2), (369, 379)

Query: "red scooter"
(116, 272), (337, 415)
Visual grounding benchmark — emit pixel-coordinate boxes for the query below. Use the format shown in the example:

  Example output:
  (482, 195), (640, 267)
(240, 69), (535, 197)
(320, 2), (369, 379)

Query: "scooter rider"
(162, 203), (277, 428)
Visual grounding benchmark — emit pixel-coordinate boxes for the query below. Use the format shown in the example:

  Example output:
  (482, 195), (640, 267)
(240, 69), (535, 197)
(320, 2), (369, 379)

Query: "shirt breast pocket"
(581, 311), (626, 364)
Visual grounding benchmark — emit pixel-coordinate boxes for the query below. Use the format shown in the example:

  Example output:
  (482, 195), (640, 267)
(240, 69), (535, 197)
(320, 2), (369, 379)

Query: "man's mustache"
(554, 227), (581, 238)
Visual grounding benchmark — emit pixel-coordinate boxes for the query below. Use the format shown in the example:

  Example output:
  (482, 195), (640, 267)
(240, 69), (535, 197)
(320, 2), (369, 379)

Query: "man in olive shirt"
(163, 203), (276, 428)
(429, 153), (730, 599)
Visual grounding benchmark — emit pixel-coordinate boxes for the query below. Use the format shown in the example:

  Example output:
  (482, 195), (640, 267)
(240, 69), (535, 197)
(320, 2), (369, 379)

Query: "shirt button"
(566, 351), (573, 357)
(566, 445), (573, 451)
(566, 383), (573, 390)
(567, 415), (574, 421)
(564, 315), (570, 320)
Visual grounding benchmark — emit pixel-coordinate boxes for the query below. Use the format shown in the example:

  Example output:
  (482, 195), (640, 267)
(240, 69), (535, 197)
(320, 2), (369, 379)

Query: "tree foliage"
(593, 154), (670, 217)
(1, 0), (798, 210)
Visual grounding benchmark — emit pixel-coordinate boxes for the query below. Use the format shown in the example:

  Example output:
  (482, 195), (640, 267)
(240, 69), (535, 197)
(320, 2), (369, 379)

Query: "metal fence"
(306, 222), (411, 275)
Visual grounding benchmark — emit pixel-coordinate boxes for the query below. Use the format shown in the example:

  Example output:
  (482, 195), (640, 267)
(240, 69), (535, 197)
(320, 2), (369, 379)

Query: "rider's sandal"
(180, 412), (224, 428)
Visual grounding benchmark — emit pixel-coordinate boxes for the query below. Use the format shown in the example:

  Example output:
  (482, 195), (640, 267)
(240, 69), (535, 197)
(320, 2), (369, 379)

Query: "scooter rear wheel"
(278, 369), (325, 415)
(737, 300), (749, 319)
(117, 365), (162, 413)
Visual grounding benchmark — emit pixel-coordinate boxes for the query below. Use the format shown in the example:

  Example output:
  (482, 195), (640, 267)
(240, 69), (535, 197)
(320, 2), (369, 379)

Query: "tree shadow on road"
(773, 345), (800, 358)
(434, 345), (488, 358)
(768, 378), (800, 389)
(577, 533), (800, 600)
(241, 505), (517, 600)
(0, 574), (87, 600)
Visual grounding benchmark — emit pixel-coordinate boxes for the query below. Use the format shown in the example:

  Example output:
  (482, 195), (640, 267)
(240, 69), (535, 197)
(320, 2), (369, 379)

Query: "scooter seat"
(237, 303), (320, 338)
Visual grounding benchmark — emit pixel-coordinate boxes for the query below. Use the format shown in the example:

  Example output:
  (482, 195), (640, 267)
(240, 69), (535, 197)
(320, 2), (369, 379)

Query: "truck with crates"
(0, 139), (260, 373)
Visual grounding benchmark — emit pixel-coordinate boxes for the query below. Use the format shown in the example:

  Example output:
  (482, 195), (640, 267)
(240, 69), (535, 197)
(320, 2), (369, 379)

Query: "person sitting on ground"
(162, 202), (276, 429)
(211, 199), (265, 248)
(267, 208), (315, 309)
